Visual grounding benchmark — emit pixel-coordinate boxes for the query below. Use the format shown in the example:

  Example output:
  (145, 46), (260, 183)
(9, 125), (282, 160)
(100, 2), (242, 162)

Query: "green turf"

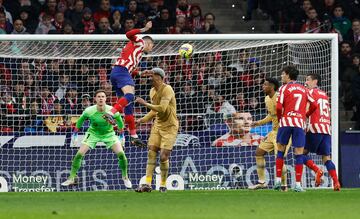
(1, 189), (360, 219)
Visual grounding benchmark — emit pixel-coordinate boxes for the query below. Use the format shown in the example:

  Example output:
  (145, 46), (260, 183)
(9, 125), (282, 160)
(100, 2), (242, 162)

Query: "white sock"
(296, 182), (301, 187)
(276, 177), (281, 183)
(131, 134), (139, 138)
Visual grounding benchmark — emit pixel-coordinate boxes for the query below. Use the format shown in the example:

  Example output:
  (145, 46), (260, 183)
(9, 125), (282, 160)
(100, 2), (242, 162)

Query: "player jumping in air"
(249, 78), (290, 191)
(134, 68), (179, 193)
(275, 66), (317, 192)
(303, 73), (340, 191)
(103, 21), (154, 147)
(61, 90), (132, 189)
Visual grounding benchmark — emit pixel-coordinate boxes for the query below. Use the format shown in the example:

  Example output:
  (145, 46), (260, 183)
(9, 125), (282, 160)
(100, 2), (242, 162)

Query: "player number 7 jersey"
(277, 82), (314, 129)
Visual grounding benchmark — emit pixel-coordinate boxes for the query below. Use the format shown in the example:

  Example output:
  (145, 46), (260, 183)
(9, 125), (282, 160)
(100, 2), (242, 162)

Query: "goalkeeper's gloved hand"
(118, 129), (125, 147)
(72, 127), (79, 147)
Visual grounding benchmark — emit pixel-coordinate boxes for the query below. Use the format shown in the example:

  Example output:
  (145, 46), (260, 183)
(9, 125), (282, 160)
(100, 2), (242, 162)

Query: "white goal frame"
(0, 33), (339, 177)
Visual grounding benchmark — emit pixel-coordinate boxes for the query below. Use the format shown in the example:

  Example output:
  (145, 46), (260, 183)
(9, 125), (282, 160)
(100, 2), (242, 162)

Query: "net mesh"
(0, 38), (333, 192)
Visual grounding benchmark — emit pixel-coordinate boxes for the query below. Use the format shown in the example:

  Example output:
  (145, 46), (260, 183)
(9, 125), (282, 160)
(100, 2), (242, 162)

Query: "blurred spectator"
(123, 0), (138, 20)
(169, 16), (186, 34)
(39, 86), (56, 115)
(35, 14), (56, 34)
(62, 21), (74, 34)
(351, 64), (360, 129)
(60, 86), (80, 115)
(0, 90), (16, 114)
(177, 82), (197, 114)
(152, 7), (173, 34)
(44, 99), (66, 133)
(176, 0), (191, 19)
(146, 0), (160, 20)
(342, 54), (360, 111)
(65, 0), (84, 28)
(196, 12), (220, 34)
(93, 16), (113, 34)
(332, 5), (351, 37)
(188, 4), (204, 33)
(39, 0), (58, 21)
(0, 10), (13, 33)
(110, 9), (122, 33)
(0, 0), (13, 24)
(0, 61), (11, 86)
(228, 49), (249, 73)
(19, 6), (38, 34)
(205, 93), (236, 115)
(24, 74), (37, 98)
(55, 74), (70, 100)
(339, 41), (353, 84)
(134, 11), (146, 28)
(300, 7), (321, 33)
(344, 19), (360, 53)
(23, 99), (43, 133)
(93, 0), (111, 23)
(119, 17), (134, 33)
(53, 11), (65, 32)
(11, 19), (28, 34)
(13, 82), (29, 114)
(80, 93), (92, 110)
(212, 112), (262, 147)
(44, 59), (61, 90)
(76, 7), (95, 34)
(82, 72), (100, 95)
(233, 92), (247, 112)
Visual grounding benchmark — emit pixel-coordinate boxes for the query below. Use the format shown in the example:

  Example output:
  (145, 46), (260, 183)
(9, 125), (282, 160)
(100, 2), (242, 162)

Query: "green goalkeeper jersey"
(76, 105), (124, 135)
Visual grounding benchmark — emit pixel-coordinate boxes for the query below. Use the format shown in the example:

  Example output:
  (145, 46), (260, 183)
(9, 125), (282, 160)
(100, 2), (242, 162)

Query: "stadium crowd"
(0, 0), (360, 134)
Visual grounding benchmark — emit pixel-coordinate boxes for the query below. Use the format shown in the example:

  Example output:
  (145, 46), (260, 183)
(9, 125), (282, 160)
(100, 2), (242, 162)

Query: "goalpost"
(0, 34), (338, 192)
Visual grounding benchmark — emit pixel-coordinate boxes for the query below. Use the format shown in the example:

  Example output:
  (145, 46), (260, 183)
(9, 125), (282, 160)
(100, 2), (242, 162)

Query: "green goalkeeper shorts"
(82, 131), (120, 149)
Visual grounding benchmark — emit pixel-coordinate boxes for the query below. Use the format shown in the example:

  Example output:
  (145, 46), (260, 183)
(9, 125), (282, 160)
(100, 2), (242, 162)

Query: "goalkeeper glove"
(118, 128), (125, 147)
(72, 127), (79, 147)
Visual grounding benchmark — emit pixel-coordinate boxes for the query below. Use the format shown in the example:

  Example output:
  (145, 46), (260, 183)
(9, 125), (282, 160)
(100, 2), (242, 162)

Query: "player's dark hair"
(307, 73), (321, 86)
(94, 89), (106, 97)
(265, 77), (280, 91)
(282, 65), (299, 80)
(142, 36), (154, 43)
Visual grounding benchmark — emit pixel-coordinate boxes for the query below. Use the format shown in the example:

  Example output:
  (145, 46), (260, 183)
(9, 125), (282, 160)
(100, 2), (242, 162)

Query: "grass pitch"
(1, 189), (360, 219)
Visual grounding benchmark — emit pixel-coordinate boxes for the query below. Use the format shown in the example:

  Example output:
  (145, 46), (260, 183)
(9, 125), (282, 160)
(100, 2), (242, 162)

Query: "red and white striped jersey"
(277, 82), (315, 129)
(114, 29), (145, 74)
(212, 133), (263, 147)
(307, 88), (331, 135)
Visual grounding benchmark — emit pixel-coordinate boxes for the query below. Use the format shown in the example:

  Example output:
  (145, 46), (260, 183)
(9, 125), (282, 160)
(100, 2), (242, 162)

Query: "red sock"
(328, 169), (339, 183)
(111, 97), (128, 114)
(305, 160), (320, 173)
(276, 158), (284, 178)
(125, 115), (136, 136)
(295, 164), (303, 182)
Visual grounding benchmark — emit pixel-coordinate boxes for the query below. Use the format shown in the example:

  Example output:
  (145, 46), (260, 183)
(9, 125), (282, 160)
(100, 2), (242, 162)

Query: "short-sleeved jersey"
(307, 88), (331, 135)
(150, 84), (178, 129)
(76, 105), (124, 135)
(114, 29), (145, 73)
(257, 94), (279, 131)
(277, 82), (314, 129)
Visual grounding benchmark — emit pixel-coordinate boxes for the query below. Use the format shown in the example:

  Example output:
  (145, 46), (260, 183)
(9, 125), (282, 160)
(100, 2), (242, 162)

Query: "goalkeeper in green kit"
(61, 90), (132, 189)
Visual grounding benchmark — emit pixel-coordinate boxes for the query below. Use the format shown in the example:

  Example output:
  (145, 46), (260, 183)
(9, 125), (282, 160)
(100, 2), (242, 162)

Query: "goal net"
(0, 34), (338, 192)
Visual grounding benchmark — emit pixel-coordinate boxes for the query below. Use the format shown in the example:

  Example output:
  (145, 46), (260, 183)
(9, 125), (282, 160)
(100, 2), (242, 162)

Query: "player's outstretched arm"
(114, 113), (125, 130)
(125, 21), (152, 41)
(254, 114), (272, 127)
(138, 110), (157, 124)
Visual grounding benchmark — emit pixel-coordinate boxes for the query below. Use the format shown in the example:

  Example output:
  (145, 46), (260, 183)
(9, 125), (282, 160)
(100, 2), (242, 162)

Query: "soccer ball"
(178, 43), (193, 59)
